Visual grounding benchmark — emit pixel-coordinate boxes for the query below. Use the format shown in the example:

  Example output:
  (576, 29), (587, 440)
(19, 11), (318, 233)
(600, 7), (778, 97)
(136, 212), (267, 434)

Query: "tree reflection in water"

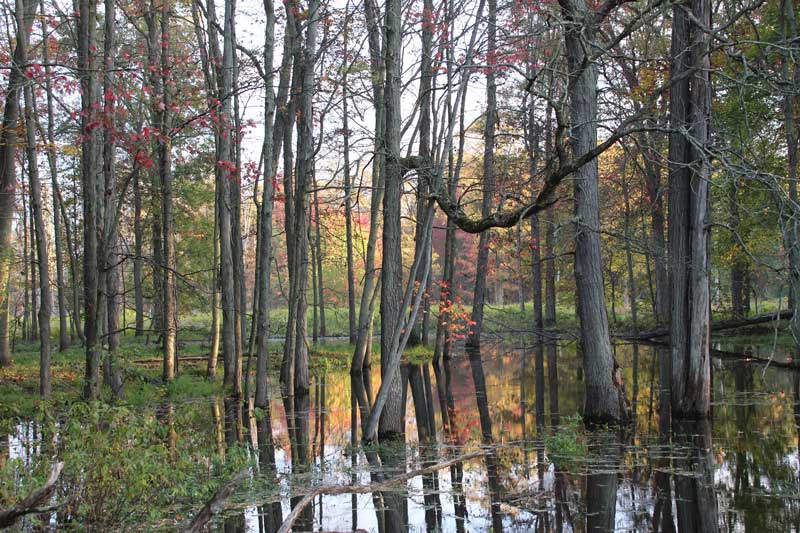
(8, 341), (799, 531)
(672, 419), (719, 533)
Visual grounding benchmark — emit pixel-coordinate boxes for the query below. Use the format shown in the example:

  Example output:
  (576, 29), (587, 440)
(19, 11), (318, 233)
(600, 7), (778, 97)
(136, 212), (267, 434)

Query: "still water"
(5, 339), (800, 532)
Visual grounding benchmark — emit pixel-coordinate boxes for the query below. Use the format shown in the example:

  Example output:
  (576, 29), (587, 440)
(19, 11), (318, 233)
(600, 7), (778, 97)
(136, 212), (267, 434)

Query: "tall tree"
(219, 0), (241, 394)
(0, 0), (36, 367)
(668, 0), (713, 418)
(79, 0), (102, 399)
(289, 0), (320, 396)
(466, 0), (497, 350)
(158, 2), (177, 382)
(23, 48), (52, 396)
(559, 0), (629, 424)
(341, 15), (357, 345)
(378, 0), (406, 439)
(255, 0), (277, 409)
(100, 0), (123, 396)
(779, 0), (800, 349)
(351, 0), (384, 373)
(41, 11), (70, 352)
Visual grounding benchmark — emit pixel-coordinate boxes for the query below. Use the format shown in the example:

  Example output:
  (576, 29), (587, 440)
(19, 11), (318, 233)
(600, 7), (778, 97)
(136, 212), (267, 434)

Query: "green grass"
(544, 414), (588, 473)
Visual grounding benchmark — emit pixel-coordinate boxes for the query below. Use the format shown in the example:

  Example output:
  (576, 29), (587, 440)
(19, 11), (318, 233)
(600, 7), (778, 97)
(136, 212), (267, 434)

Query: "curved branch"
(0, 462), (63, 529)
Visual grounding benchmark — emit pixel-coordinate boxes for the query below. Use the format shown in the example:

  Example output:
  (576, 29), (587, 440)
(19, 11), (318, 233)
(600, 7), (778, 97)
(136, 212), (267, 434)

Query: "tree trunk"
(280, 3), (300, 389)
(351, 0), (384, 373)
(101, 0), (123, 396)
(781, 0), (800, 349)
(214, 0), (240, 394)
(290, 0), (319, 396)
(161, 4), (177, 382)
(21, 194), (29, 343)
(379, 0), (405, 439)
(255, 0), (276, 408)
(40, 20), (69, 352)
(133, 164), (144, 336)
(232, 61), (246, 396)
(208, 197), (220, 377)
(622, 160), (640, 410)
(729, 183), (749, 319)
(0, 0), (35, 366)
(434, 46), (469, 364)
(146, 1), (163, 349)
(668, 0), (712, 418)
(528, 94), (545, 428)
(342, 55), (357, 345)
(51, 176), (83, 343)
(560, 0), (628, 424)
(24, 79), (52, 396)
(466, 0), (496, 350)
(313, 172), (326, 338)
(28, 195), (37, 343)
(643, 142), (669, 326)
(544, 89), (557, 328)
(79, 0), (101, 399)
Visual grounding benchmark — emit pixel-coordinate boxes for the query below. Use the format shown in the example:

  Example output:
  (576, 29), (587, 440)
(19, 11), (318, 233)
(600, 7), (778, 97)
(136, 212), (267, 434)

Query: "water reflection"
(584, 431), (620, 533)
(467, 347), (505, 532)
(6, 341), (800, 532)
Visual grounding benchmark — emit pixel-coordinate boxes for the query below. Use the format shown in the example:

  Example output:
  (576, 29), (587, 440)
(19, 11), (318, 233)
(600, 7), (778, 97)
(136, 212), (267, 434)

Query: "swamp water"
(3, 339), (800, 532)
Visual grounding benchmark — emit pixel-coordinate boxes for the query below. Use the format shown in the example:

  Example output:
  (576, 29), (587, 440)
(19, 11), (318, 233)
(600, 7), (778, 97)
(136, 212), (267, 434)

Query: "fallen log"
(183, 469), (249, 533)
(277, 449), (488, 533)
(0, 462), (63, 529)
(617, 310), (793, 341)
(133, 356), (209, 366)
(633, 338), (798, 369)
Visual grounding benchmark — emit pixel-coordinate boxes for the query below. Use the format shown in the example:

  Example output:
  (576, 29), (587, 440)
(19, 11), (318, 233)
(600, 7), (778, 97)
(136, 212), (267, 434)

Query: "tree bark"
(280, 2), (300, 389)
(159, 2), (177, 382)
(255, 0), (276, 408)
(79, 0), (101, 399)
(780, 0), (800, 349)
(208, 198), (220, 377)
(622, 158), (640, 409)
(379, 0), (406, 439)
(28, 195), (37, 343)
(101, 0), (123, 396)
(41, 16), (69, 352)
(23, 74), (52, 396)
(351, 0), (384, 373)
(289, 0), (319, 397)
(312, 171), (326, 338)
(133, 170), (144, 336)
(729, 182), (749, 319)
(560, 0), (628, 424)
(213, 0), (240, 394)
(544, 87), (557, 328)
(21, 194), (29, 343)
(0, 0), (36, 367)
(342, 51), (357, 345)
(466, 0), (497, 350)
(668, 0), (712, 418)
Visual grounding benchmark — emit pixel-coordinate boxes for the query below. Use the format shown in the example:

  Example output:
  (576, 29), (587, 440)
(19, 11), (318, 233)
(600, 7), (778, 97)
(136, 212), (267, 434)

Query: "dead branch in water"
(616, 310), (793, 341)
(183, 469), (249, 533)
(0, 462), (63, 529)
(277, 449), (488, 533)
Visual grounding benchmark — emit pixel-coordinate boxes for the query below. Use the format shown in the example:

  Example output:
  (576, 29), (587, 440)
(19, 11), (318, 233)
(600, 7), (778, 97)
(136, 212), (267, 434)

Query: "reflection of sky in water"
(241, 454), (539, 532)
(7, 422), (41, 463)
